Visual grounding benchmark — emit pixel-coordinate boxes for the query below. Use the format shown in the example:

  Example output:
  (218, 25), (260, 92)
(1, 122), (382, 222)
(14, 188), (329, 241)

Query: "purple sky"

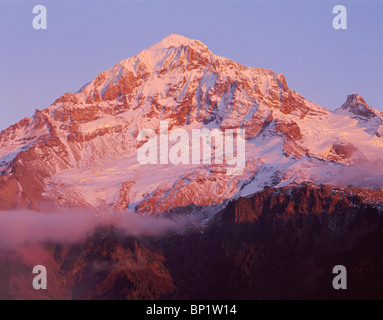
(0, 0), (382, 130)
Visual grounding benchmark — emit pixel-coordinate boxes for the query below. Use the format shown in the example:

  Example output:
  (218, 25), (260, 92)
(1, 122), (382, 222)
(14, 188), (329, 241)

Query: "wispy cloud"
(0, 207), (191, 248)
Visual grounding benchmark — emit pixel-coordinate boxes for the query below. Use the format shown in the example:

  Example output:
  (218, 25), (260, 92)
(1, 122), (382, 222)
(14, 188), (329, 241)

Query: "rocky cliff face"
(161, 183), (383, 300)
(1, 183), (383, 299)
(335, 94), (383, 137)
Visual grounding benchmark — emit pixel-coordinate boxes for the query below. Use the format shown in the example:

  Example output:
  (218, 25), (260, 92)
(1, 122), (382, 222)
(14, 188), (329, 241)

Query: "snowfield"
(0, 34), (382, 214)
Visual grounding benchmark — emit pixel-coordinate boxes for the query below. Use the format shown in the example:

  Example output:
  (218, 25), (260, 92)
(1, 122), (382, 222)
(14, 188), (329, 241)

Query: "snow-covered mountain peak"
(1, 36), (383, 213)
(121, 34), (213, 71)
(334, 94), (383, 138)
(337, 94), (379, 118)
(72, 35), (221, 105)
(147, 34), (208, 51)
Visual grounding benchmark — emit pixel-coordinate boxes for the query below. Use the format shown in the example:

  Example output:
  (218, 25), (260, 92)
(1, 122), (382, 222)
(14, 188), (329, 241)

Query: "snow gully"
(136, 121), (246, 175)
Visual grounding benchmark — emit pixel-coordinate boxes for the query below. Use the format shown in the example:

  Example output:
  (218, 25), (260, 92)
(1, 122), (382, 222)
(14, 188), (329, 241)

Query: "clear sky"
(0, 0), (382, 130)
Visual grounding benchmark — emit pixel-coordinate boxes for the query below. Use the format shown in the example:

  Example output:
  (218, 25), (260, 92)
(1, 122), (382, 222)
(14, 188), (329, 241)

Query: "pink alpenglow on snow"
(0, 35), (382, 215)
(136, 121), (246, 175)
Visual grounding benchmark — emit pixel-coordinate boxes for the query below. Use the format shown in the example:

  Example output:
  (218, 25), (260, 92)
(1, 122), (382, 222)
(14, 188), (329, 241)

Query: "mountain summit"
(140, 34), (209, 55)
(335, 93), (383, 137)
(0, 35), (382, 212)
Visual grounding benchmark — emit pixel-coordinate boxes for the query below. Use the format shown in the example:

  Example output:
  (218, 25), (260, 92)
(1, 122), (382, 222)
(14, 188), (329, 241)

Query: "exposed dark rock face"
(1, 183), (383, 300)
(161, 184), (383, 299)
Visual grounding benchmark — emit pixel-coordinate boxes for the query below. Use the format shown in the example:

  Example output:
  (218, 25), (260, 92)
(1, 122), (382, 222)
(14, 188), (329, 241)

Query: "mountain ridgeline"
(0, 183), (383, 299)
(1, 34), (383, 212)
(0, 35), (383, 299)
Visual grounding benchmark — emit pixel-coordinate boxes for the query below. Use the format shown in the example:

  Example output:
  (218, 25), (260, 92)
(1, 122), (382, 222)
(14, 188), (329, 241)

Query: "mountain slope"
(1, 183), (383, 299)
(0, 34), (382, 213)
